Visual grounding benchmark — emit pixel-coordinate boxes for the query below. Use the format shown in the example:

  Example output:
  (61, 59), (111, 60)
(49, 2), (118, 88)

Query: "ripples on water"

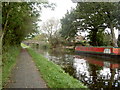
(35, 48), (120, 89)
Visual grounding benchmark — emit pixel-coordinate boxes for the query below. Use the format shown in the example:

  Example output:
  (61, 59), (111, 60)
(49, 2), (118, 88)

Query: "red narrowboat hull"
(75, 46), (120, 57)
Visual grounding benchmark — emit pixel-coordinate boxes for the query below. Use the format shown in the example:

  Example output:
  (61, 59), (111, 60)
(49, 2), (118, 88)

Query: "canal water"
(34, 48), (120, 89)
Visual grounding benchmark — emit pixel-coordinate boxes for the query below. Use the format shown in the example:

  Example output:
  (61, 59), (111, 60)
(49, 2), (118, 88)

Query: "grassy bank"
(0, 36), (2, 89)
(0, 55), (2, 89)
(27, 48), (88, 88)
(2, 46), (21, 86)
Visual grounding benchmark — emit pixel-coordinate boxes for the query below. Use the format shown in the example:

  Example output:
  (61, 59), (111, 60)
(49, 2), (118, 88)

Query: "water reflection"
(74, 56), (120, 89)
(35, 48), (120, 89)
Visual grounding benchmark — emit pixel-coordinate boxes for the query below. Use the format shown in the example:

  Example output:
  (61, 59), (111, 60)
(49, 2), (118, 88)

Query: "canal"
(34, 47), (120, 89)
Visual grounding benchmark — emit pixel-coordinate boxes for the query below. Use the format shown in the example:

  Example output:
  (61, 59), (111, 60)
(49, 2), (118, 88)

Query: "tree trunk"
(109, 69), (115, 88)
(110, 23), (118, 47)
(117, 30), (120, 47)
(90, 29), (98, 46)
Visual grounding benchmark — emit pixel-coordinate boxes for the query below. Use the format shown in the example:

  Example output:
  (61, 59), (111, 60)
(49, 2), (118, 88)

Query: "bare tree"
(40, 18), (61, 47)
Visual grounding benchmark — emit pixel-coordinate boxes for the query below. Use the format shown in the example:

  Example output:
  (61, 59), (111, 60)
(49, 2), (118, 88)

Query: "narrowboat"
(75, 46), (120, 57)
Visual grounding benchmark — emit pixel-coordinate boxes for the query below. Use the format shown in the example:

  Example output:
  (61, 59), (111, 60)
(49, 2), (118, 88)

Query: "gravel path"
(6, 49), (47, 88)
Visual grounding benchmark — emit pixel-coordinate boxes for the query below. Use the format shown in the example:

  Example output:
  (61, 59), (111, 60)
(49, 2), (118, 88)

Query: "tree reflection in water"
(34, 48), (120, 89)
(73, 57), (120, 89)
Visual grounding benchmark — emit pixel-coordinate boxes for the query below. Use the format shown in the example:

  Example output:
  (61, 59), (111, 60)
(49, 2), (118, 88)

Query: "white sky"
(40, 0), (77, 22)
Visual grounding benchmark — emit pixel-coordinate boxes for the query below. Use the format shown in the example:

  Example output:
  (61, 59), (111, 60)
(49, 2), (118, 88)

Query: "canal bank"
(5, 48), (47, 88)
(27, 48), (88, 88)
(34, 47), (120, 89)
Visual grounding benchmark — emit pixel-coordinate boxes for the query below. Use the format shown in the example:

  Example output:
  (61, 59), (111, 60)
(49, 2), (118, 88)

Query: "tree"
(75, 2), (113, 46)
(101, 2), (120, 47)
(60, 2), (120, 47)
(61, 3), (107, 46)
(0, 2), (1, 26)
(76, 2), (120, 46)
(60, 9), (77, 41)
(2, 2), (39, 47)
(40, 18), (61, 48)
(60, 9), (80, 49)
(2, 1), (55, 49)
(117, 30), (120, 47)
(116, 2), (120, 47)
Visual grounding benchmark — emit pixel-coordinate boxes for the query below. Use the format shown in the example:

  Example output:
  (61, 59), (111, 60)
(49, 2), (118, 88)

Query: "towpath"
(6, 48), (47, 88)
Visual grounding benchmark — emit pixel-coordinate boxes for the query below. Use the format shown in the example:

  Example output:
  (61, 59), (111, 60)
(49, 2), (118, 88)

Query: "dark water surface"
(34, 48), (120, 89)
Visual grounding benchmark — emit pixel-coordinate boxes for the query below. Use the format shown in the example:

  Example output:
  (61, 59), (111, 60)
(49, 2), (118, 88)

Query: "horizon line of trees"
(26, 2), (120, 49)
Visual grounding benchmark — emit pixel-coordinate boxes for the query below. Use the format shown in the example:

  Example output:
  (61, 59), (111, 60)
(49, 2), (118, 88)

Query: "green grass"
(0, 55), (2, 90)
(27, 48), (88, 88)
(0, 36), (2, 89)
(2, 46), (20, 86)
(21, 43), (30, 48)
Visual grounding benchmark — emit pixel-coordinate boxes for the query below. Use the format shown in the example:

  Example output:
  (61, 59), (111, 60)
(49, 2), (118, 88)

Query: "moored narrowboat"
(75, 46), (120, 57)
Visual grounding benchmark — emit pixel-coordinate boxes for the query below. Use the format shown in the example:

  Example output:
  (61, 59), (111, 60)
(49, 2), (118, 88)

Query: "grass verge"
(0, 55), (2, 89)
(2, 46), (21, 87)
(27, 48), (88, 88)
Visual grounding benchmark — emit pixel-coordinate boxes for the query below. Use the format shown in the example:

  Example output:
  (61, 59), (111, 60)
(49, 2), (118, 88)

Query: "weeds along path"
(6, 49), (47, 88)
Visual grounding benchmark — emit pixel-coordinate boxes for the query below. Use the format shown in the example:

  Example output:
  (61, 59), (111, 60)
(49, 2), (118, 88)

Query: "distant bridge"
(22, 40), (47, 48)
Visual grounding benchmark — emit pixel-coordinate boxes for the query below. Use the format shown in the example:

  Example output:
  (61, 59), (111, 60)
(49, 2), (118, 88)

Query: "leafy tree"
(2, 2), (38, 47)
(60, 2), (120, 47)
(60, 9), (79, 49)
(116, 2), (120, 47)
(76, 2), (120, 46)
(2, 2), (55, 49)
(60, 9), (77, 41)
(0, 2), (1, 25)
(101, 2), (120, 47)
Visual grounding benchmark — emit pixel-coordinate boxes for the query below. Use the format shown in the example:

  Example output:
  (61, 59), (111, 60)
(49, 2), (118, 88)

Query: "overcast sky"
(40, 0), (77, 22)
